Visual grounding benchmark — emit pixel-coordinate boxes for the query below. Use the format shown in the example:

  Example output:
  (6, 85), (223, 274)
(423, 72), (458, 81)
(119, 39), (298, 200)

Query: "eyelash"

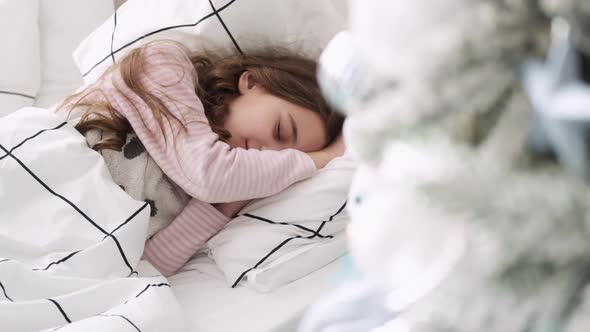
(275, 121), (281, 141)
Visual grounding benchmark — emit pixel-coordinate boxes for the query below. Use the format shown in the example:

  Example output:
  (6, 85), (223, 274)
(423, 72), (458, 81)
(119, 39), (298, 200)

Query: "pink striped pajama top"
(74, 41), (317, 276)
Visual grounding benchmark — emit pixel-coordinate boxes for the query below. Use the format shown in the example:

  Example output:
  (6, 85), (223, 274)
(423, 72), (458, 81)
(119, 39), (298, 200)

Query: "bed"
(171, 251), (340, 332)
(0, 1), (349, 331)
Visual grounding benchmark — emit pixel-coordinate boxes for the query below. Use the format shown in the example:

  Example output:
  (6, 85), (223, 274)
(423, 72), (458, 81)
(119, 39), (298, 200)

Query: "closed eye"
(288, 113), (298, 144)
(274, 121), (281, 141)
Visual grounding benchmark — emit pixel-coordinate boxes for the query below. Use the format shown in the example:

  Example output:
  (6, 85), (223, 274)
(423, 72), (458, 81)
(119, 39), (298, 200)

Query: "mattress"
(170, 251), (342, 332)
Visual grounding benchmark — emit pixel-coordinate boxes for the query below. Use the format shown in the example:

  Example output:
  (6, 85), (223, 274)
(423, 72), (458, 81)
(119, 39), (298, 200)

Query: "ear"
(238, 71), (257, 95)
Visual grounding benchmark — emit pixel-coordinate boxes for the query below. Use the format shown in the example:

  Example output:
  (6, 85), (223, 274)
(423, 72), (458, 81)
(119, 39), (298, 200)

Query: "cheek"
(223, 107), (244, 136)
(225, 97), (250, 132)
(302, 120), (329, 151)
(223, 113), (236, 133)
(225, 111), (265, 139)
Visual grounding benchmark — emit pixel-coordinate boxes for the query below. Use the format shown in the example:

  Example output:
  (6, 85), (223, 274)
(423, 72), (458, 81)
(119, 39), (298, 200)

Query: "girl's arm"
(307, 134), (345, 169)
(101, 41), (317, 203)
(144, 197), (252, 277)
(213, 199), (252, 219)
(142, 198), (230, 277)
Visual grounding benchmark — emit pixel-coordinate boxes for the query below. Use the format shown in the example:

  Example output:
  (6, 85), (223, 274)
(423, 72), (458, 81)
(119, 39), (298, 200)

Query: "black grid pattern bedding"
(0, 121), (148, 273)
(1, 118), (138, 279)
(231, 201), (347, 287)
(0, 110), (181, 330)
(0, 91), (35, 100)
(85, 0), (242, 77)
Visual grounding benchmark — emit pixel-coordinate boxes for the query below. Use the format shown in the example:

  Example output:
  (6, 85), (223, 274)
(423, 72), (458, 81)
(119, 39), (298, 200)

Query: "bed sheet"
(170, 252), (342, 332)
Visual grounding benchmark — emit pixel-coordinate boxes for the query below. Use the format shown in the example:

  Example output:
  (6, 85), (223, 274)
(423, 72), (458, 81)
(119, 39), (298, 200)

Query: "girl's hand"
(324, 134), (345, 158)
(307, 134), (345, 169)
(213, 200), (252, 218)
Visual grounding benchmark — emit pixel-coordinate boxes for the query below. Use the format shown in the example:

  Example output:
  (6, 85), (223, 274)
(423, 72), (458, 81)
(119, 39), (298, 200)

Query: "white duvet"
(0, 108), (186, 331)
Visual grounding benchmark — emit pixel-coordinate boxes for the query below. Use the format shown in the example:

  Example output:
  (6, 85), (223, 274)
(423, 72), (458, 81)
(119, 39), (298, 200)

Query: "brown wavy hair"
(58, 40), (344, 151)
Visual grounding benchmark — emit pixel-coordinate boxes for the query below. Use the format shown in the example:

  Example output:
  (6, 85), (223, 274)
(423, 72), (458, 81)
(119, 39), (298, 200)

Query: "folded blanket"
(0, 107), (186, 331)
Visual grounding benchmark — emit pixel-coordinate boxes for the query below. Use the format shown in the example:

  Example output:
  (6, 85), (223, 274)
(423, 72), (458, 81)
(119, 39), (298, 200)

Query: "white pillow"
(0, 0), (40, 117)
(207, 156), (356, 292)
(35, 0), (115, 108)
(73, 0), (347, 84)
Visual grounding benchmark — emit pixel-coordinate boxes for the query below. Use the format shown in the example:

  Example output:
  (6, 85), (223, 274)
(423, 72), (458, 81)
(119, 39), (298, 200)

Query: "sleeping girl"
(56, 40), (345, 276)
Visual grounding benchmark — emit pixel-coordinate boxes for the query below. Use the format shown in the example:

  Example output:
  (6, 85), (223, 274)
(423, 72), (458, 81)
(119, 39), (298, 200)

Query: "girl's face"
(224, 71), (328, 152)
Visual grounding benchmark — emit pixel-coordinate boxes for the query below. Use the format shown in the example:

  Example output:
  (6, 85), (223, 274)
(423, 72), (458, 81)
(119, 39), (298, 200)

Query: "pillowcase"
(207, 156), (356, 292)
(72, 0), (347, 84)
(35, 0), (115, 108)
(0, 0), (40, 117)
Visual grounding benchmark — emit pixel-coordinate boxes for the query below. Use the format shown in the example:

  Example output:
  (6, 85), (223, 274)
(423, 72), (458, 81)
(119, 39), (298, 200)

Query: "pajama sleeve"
(97, 41), (317, 203)
(142, 198), (229, 276)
